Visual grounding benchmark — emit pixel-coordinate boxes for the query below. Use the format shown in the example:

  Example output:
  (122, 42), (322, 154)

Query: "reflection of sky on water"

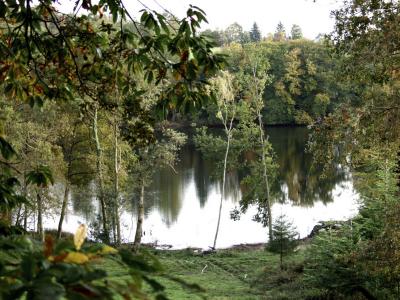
(47, 175), (358, 249)
(44, 127), (359, 249)
(127, 173), (358, 249)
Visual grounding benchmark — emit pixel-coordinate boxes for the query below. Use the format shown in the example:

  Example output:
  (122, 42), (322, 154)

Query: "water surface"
(46, 126), (359, 249)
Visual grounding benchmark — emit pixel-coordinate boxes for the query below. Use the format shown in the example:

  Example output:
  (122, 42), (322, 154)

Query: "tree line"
(166, 38), (354, 126)
(202, 21), (305, 46)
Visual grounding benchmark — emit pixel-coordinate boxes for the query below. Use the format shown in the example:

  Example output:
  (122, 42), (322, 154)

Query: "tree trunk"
(37, 191), (44, 242)
(57, 183), (70, 239)
(113, 120), (121, 245)
(258, 112), (273, 242)
(14, 205), (22, 226)
(23, 204), (27, 231)
(280, 233), (283, 270)
(93, 107), (109, 242)
(213, 131), (231, 250)
(133, 181), (145, 252)
(23, 168), (28, 231)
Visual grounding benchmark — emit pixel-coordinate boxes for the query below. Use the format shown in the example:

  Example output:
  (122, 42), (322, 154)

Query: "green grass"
(102, 244), (318, 299)
(154, 248), (270, 299)
(156, 247), (316, 299)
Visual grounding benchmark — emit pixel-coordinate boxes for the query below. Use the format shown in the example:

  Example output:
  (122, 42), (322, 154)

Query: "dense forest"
(0, 0), (399, 299)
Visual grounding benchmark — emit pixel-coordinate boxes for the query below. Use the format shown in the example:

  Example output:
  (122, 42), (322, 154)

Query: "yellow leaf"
(100, 245), (118, 255)
(63, 252), (89, 264)
(74, 224), (87, 251)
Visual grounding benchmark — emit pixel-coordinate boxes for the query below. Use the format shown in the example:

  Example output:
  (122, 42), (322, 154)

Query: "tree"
(26, 165), (54, 241)
(290, 24), (303, 40)
(0, 0), (225, 229)
(91, 106), (110, 242)
(223, 22), (245, 44)
(304, 225), (368, 299)
(239, 31), (251, 45)
(309, 0), (400, 182)
(315, 0), (400, 165)
(194, 71), (241, 249)
(0, 137), (24, 227)
(130, 128), (187, 251)
(51, 103), (95, 239)
(273, 22), (286, 41)
(1, 101), (66, 233)
(210, 72), (237, 250)
(305, 0), (400, 298)
(249, 22), (262, 42)
(228, 44), (277, 242)
(0, 1), (224, 298)
(268, 214), (298, 270)
(201, 29), (224, 47)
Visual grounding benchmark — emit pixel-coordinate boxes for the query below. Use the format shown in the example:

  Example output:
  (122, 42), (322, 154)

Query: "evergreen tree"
(290, 24), (303, 40)
(273, 22), (286, 41)
(268, 214), (298, 270)
(250, 22), (262, 42)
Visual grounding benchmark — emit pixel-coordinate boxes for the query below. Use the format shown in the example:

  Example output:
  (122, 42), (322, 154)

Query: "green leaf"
(140, 10), (148, 23)
(0, 137), (16, 160)
(32, 277), (65, 299)
(26, 165), (54, 188)
(147, 71), (153, 83)
(112, 10), (118, 23)
(54, 240), (74, 255)
(190, 5), (206, 15)
(157, 14), (169, 34)
(21, 255), (36, 281)
(143, 276), (165, 292)
(0, 1), (6, 18)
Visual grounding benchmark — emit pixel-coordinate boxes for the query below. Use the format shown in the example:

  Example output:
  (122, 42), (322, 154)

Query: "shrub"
(0, 225), (169, 299)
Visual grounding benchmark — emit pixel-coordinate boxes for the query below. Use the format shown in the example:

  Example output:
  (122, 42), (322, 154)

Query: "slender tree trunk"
(258, 112), (273, 242)
(93, 108), (109, 242)
(111, 210), (117, 244)
(280, 233), (283, 270)
(213, 129), (231, 250)
(57, 183), (70, 239)
(22, 155), (28, 231)
(133, 180), (145, 252)
(23, 204), (27, 231)
(113, 120), (121, 245)
(111, 200), (116, 244)
(37, 191), (44, 242)
(14, 205), (22, 226)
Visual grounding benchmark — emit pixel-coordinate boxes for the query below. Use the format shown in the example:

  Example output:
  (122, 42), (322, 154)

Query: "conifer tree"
(274, 22), (286, 41)
(268, 214), (298, 270)
(250, 22), (262, 42)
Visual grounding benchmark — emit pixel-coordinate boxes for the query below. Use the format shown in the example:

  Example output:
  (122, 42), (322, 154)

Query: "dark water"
(48, 126), (358, 249)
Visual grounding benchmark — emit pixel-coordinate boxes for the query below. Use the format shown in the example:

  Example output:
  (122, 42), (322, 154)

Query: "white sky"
(54, 0), (342, 39)
(124, 0), (342, 39)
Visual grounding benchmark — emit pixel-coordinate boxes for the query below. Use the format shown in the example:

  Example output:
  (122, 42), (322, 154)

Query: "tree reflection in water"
(141, 126), (349, 225)
(268, 126), (347, 206)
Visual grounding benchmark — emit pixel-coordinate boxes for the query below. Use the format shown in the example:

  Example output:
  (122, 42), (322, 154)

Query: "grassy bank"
(104, 243), (318, 299)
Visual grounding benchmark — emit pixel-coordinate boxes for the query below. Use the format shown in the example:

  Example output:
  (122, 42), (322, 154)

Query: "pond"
(45, 126), (359, 249)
